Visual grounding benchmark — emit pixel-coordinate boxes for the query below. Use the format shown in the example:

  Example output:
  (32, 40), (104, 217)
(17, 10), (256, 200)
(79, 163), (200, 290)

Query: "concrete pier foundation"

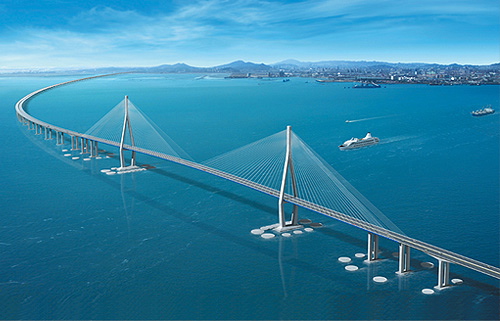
(436, 260), (450, 289)
(367, 233), (379, 261)
(397, 243), (411, 274)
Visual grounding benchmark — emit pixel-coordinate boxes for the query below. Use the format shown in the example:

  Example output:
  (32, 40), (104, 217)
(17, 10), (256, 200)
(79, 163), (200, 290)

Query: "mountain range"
(3, 59), (499, 74)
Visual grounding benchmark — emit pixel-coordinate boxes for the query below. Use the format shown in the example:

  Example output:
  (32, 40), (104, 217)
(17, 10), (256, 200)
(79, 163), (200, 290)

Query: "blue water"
(0, 74), (499, 320)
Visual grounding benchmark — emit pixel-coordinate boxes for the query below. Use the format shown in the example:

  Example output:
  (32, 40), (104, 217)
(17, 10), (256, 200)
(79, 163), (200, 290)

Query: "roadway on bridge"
(15, 74), (500, 281)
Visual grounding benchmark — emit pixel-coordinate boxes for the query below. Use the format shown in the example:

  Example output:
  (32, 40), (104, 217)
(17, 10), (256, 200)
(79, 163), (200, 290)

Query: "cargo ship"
(353, 82), (381, 88)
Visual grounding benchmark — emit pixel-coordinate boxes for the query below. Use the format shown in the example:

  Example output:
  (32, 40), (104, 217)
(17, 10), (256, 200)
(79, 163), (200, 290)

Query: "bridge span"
(15, 74), (500, 288)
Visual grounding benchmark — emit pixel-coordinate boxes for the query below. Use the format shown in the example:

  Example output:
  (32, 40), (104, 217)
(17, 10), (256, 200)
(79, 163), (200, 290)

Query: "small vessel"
(471, 105), (495, 116)
(339, 132), (380, 150)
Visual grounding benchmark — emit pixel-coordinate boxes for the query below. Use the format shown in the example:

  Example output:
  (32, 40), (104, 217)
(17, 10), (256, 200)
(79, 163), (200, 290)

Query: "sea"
(0, 73), (499, 320)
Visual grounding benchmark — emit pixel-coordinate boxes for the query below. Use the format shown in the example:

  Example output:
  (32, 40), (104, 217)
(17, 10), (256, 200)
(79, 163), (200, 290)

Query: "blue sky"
(0, 0), (499, 69)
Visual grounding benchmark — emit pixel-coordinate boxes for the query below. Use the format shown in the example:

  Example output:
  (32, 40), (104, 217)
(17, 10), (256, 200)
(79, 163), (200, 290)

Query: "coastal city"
(4, 60), (499, 86)
(221, 60), (500, 85)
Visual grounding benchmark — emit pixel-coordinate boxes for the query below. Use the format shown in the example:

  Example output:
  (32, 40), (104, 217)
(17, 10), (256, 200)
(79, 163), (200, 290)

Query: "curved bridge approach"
(15, 74), (500, 287)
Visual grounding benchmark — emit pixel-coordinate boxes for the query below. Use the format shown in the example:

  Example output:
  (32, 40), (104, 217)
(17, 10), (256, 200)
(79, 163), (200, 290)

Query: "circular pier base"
(422, 288), (435, 295)
(338, 257), (352, 263)
(261, 233), (275, 239)
(251, 229), (264, 235)
(373, 276), (388, 283)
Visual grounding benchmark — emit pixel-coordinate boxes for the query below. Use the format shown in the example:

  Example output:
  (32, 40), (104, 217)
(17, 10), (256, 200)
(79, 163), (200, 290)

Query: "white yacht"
(339, 132), (380, 150)
(471, 105), (495, 116)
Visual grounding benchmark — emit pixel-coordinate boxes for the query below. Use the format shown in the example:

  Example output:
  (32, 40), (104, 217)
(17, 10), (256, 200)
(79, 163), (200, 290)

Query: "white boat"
(471, 105), (495, 116)
(339, 132), (380, 150)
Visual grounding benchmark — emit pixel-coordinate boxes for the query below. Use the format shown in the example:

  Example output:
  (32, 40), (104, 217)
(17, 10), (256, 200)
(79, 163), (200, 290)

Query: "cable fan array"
(85, 97), (402, 234)
(84, 97), (191, 160)
(204, 129), (403, 234)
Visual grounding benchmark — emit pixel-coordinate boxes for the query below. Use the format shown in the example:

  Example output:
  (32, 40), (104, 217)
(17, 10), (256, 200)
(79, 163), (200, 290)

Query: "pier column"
(397, 243), (411, 274)
(367, 233), (379, 261)
(56, 132), (63, 145)
(436, 260), (450, 289)
(80, 138), (88, 154)
(90, 141), (98, 157)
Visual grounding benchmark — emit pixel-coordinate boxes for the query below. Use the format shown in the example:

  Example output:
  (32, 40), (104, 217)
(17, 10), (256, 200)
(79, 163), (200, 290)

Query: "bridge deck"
(15, 74), (500, 281)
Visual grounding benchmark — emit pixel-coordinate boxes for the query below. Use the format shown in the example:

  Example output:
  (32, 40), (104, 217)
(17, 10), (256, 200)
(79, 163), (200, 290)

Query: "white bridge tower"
(117, 96), (142, 173)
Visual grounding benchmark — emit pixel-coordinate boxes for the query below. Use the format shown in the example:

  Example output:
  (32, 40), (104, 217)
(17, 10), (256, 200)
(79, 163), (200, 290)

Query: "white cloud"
(0, 0), (498, 69)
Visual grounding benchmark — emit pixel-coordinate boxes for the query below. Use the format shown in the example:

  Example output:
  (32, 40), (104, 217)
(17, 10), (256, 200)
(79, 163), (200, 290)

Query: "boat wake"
(379, 135), (419, 144)
(345, 115), (395, 123)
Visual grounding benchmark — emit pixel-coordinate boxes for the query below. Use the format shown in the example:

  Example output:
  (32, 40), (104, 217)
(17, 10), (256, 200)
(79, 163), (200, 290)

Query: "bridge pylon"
(275, 125), (301, 232)
(117, 96), (142, 173)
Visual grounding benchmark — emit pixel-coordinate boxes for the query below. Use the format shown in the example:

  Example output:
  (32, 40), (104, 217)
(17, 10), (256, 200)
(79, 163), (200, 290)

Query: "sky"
(0, 0), (499, 70)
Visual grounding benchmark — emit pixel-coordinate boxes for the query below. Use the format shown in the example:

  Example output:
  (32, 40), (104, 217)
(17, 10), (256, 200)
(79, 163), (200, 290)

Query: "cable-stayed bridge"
(16, 74), (500, 288)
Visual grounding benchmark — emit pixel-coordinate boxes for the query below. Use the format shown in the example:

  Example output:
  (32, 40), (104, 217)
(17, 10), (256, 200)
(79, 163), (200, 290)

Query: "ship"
(353, 82), (381, 89)
(339, 132), (380, 150)
(471, 105), (495, 116)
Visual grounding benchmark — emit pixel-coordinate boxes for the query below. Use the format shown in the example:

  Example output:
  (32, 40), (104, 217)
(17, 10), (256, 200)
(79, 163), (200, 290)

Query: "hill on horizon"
(2, 59), (499, 74)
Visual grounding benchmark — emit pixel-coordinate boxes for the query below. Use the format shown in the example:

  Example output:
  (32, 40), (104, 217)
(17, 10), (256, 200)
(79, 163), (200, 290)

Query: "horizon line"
(1, 58), (500, 72)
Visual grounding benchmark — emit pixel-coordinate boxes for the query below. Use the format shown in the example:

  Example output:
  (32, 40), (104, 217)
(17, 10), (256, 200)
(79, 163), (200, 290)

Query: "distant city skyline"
(1, 0), (499, 70)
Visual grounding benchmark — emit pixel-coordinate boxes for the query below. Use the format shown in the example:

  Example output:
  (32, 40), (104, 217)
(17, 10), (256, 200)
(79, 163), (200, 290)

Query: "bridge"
(16, 74), (500, 289)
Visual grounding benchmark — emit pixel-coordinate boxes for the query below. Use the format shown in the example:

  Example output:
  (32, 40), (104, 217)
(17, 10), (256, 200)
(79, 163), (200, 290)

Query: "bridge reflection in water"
(16, 74), (500, 289)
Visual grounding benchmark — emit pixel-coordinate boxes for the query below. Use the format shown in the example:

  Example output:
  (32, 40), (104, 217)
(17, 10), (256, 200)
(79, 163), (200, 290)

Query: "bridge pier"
(367, 233), (379, 261)
(436, 260), (450, 289)
(397, 243), (411, 274)
(80, 138), (89, 154)
(56, 132), (64, 145)
(90, 141), (98, 157)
